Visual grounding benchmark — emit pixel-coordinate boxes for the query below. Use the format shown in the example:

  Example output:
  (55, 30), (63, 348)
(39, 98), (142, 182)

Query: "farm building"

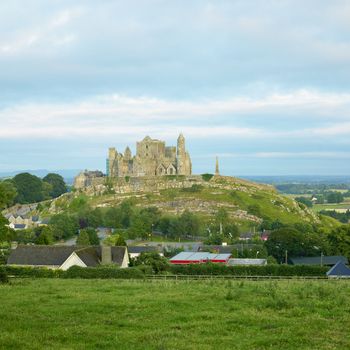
(290, 256), (348, 266)
(327, 261), (350, 279)
(170, 252), (231, 265)
(7, 245), (129, 270)
(228, 258), (267, 266)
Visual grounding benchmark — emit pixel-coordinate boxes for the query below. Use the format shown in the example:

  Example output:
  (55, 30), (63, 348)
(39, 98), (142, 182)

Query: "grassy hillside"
(9, 175), (340, 232)
(1, 279), (350, 349)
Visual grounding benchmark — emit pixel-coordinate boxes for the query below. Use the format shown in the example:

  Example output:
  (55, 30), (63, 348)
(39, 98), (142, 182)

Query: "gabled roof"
(290, 256), (348, 266)
(327, 261), (350, 277)
(7, 245), (127, 267)
(7, 245), (77, 266)
(170, 251), (231, 263)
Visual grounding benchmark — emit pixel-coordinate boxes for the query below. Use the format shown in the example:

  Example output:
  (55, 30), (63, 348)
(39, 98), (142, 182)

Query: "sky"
(1, 0), (350, 176)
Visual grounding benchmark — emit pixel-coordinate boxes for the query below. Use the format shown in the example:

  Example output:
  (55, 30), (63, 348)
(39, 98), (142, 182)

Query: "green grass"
(1, 279), (350, 349)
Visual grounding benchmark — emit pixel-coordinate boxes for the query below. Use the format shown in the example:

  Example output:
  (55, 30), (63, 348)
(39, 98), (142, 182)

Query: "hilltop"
(36, 174), (338, 232)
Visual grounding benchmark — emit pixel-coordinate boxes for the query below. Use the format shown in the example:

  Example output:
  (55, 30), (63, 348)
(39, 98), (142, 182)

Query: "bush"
(168, 263), (328, 276)
(201, 173), (214, 182)
(5, 266), (63, 278)
(63, 266), (145, 279)
(0, 266), (9, 283)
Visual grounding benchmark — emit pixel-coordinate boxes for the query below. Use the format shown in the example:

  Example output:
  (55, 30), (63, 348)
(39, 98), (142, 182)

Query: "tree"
(76, 229), (90, 245)
(265, 227), (325, 262)
(0, 180), (17, 209)
(295, 197), (313, 208)
(104, 233), (126, 246)
(178, 210), (200, 237)
(76, 228), (99, 246)
(132, 252), (169, 274)
(104, 207), (123, 228)
(12, 173), (44, 203)
(49, 214), (79, 240)
(35, 226), (54, 245)
(326, 192), (344, 204)
(0, 215), (14, 242)
(43, 173), (67, 198)
(328, 225), (350, 259)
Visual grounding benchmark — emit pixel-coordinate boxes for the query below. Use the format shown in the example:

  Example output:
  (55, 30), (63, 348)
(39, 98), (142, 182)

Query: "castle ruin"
(107, 134), (192, 177)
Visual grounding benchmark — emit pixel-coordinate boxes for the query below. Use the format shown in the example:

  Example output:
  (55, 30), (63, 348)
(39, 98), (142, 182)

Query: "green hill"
(43, 175), (339, 232)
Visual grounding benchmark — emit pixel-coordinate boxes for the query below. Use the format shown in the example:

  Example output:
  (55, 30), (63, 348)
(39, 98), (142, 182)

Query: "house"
(170, 252), (231, 265)
(290, 256), (348, 266)
(228, 258), (267, 266)
(128, 246), (164, 259)
(7, 245), (129, 270)
(327, 261), (350, 279)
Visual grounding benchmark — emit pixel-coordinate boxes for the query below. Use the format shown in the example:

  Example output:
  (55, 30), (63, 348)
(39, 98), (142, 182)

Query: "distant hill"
(0, 169), (83, 185)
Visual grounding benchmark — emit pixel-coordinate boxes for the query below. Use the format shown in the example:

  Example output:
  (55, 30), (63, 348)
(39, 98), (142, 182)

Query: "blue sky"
(1, 0), (350, 175)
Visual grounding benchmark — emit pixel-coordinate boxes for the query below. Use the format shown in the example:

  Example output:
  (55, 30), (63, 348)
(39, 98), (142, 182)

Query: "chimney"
(101, 246), (112, 265)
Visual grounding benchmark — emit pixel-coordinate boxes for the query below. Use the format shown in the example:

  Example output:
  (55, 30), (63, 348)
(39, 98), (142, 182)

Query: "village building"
(170, 251), (231, 265)
(7, 245), (129, 270)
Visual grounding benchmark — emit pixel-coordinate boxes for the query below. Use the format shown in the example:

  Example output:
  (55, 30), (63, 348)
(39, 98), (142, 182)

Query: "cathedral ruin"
(107, 134), (192, 177)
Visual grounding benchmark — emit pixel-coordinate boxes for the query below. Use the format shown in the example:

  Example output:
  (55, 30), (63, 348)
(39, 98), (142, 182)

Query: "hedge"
(63, 266), (145, 279)
(5, 266), (63, 278)
(168, 263), (329, 276)
(2, 264), (329, 279)
(0, 266), (8, 283)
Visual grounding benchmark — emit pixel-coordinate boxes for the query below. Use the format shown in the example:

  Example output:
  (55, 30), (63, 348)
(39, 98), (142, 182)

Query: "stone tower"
(215, 156), (220, 176)
(177, 133), (186, 175)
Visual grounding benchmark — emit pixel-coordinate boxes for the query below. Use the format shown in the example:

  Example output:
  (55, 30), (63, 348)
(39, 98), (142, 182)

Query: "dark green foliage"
(201, 173), (214, 181)
(128, 206), (161, 239)
(0, 215), (15, 243)
(0, 266), (9, 283)
(320, 210), (350, 224)
(265, 227), (328, 262)
(63, 266), (144, 279)
(12, 173), (45, 203)
(4, 266), (63, 278)
(295, 197), (313, 208)
(0, 180), (17, 209)
(325, 191), (344, 204)
(35, 226), (54, 245)
(77, 228), (99, 245)
(124, 176), (130, 183)
(327, 224), (350, 259)
(104, 234), (127, 246)
(168, 263), (328, 276)
(49, 214), (79, 240)
(42, 173), (67, 198)
(131, 252), (169, 274)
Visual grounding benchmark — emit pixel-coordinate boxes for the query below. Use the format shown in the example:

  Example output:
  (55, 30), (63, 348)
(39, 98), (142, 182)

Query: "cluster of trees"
(319, 210), (350, 224)
(295, 191), (346, 208)
(0, 172), (67, 205)
(276, 183), (350, 195)
(264, 223), (350, 263)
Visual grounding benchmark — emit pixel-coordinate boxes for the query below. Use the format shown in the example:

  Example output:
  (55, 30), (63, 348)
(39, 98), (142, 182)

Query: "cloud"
(0, 90), (350, 141)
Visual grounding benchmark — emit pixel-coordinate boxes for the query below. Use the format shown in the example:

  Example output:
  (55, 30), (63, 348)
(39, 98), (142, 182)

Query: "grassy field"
(1, 279), (350, 350)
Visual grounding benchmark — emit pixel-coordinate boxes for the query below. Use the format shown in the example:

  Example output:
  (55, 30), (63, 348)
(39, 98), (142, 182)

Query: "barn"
(170, 252), (231, 265)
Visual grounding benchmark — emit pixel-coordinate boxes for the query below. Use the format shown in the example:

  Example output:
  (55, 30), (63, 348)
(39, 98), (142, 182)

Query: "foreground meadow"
(0, 279), (349, 350)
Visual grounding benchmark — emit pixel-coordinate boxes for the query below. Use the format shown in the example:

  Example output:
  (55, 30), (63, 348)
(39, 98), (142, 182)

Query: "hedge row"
(63, 266), (145, 279)
(2, 264), (329, 279)
(168, 263), (329, 276)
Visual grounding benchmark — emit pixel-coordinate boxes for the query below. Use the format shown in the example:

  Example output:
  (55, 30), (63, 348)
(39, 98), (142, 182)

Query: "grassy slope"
(78, 178), (318, 226)
(1, 279), (350, 350)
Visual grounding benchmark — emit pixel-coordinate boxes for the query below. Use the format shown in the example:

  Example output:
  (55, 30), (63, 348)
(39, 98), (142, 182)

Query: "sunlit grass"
(1, 279), (350, 349)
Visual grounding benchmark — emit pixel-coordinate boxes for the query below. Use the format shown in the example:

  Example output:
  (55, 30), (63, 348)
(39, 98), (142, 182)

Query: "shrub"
(201, 173), (214, 182)
(63, 266), (145, 279)
(5, 266), (63, 278)
(168, 263), (328, 276)
(0, 266), (9, 283)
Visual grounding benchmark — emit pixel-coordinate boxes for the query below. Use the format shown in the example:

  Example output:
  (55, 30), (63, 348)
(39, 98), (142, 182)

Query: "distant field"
(313, 203), (350, 213)
(1, 279), (350, 349)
